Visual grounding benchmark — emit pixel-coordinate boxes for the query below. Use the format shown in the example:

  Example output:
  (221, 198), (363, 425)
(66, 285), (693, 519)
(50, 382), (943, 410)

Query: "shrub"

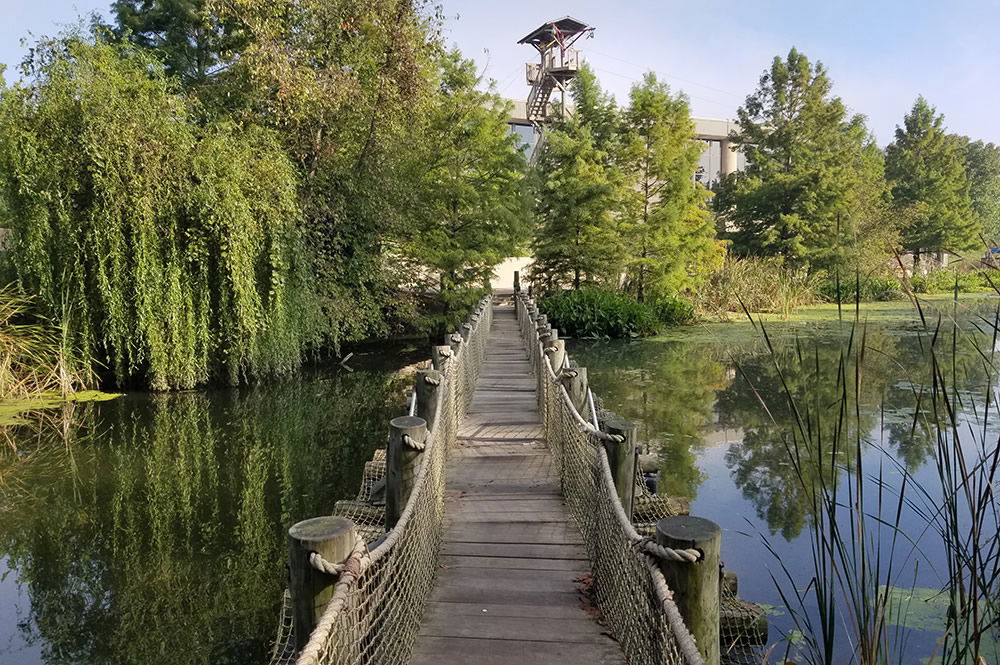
(539, 288), (680, 338)
(911, 269), (991, 294)
(649, 295), (696, 326)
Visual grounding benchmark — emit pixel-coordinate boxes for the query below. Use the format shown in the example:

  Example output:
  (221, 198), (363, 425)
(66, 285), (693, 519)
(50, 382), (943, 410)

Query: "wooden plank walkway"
(410, 305), (625, 665)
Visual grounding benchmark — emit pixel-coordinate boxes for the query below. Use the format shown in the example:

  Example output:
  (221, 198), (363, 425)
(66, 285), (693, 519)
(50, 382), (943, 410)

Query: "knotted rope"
(308, 534), (370, 575)
(402, 433), (426, 451)
(632, 536), (702, 563)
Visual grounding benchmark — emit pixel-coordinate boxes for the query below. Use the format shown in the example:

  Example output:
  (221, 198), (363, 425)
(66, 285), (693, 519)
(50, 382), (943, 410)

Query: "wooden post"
(446, 332), (463, 356)
(559, 365), (589, 413)
(460, 321), (473, 343)
(514, 271), (520, 293)
(656, 516), (722, 665)
(604, 419), (638, 522)
(431, 345), (452, 372)
(545, 339), (566, 373)
(415, 369), (444, 432)
(288, 516), (358, 651)
(386, 416), (428, 530)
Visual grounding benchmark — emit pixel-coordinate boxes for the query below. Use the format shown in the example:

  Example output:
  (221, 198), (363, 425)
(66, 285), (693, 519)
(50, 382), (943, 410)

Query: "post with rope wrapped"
(431, 345), (452, 372)
(604, 418), (639, 522)
(386, 415), (428, 529)
(287, 516), (359, 652)
(513, 270), (520, 293)
(655, 516), (722, 665)
(560, 364), (589, 414)
(544, 339), (566, 373)
(415, 369), (444, 431)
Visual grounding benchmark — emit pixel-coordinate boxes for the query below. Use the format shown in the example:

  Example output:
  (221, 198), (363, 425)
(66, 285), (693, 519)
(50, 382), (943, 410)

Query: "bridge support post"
(415, 369), (445, 432)
(544, 339), (566, 373)
(604, 419), (638, 522)
(559, 364), (589, 413)
(446, 332), (463, 357)
(431, 345), (452, 372)
(656, 516), (722, 665)
(288, 516), (358, 651)
(386, 415), (428, 529)
(514, 270), (520, 293)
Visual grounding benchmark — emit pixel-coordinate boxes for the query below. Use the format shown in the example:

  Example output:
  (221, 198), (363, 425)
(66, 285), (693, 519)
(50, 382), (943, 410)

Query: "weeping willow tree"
(0, 35), (316, 389)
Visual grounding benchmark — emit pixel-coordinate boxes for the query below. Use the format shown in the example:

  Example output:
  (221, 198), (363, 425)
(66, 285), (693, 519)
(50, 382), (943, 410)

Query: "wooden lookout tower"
(519, 17), (594, 128)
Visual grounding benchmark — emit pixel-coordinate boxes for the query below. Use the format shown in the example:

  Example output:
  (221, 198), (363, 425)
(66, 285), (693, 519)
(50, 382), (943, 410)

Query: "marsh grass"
(742, 275), (1000, 665)
(0, 284), (93, 400)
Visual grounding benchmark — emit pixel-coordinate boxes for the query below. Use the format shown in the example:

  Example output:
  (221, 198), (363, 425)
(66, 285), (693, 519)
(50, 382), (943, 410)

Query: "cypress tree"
(885, 97), (978, 261)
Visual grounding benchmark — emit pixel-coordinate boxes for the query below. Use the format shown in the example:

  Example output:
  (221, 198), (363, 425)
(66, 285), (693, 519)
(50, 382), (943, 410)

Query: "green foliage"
(886, 97), (978, 257)
(956, 137), (1000, 242)
(0, 36), (313, 389)
(111, 0), (242, 83)
(715, 48), (890, 273)
(402, 50), (528, 332)
(530, 127), (625, 289)
(910, 269), (991, 294)
(0, 285), (95, 400)
(649, 295), (696, 326)
(539, 288), (690, 339)
(700, 256), (820, 317)
(815, 273), (903, 303)
(619, 73), (723, 300)
(213, 0), (442, 349)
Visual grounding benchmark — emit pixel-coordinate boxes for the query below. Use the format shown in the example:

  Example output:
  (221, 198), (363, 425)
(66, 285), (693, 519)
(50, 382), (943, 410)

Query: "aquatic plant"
(748, 292), (1000, 664)
(0, 284), (93, 400)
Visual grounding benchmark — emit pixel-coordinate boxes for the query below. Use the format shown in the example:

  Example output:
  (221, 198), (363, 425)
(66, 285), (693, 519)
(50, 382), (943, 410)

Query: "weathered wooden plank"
(410, 637), (623, 665)
(418, 612), (607, 642)
(441, 540), (588, 560)
(411, 304), (625, 665)
(440, 555), (588, 571)
(444, 521), (584, 544)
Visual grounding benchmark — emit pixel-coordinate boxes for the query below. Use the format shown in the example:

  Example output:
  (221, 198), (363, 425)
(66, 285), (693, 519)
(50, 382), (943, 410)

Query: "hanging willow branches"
(0, 37), (317, 389)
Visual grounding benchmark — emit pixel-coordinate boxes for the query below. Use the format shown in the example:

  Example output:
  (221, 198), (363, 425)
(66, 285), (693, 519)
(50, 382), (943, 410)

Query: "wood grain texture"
(410, 305), (624, 665)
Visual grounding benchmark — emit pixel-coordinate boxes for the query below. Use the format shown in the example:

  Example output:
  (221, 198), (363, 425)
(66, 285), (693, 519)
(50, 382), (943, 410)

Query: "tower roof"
(517, 17), (592, 49)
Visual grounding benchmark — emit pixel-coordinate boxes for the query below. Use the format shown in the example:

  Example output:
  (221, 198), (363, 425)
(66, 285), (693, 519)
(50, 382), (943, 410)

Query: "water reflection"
(573, 300), (1000, 540)
(0, 361), (412, 665)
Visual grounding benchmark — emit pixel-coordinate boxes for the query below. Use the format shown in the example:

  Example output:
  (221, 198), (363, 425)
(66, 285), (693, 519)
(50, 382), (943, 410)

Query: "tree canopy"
(715, 48), (888, 273)
(0, 37), (313, 389)
(886, 97), (978, 258)
(619, 73), (721, 300)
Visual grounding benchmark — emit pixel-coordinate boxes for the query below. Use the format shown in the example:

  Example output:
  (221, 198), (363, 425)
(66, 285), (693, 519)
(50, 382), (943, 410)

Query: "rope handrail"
(515, 292), (706, 665)
(281, 293), (494, 665)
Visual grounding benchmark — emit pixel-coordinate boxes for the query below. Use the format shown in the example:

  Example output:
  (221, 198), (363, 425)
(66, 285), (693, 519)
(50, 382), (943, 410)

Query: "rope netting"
(267, 295), (493, 665)
(516, 293), (706, 665)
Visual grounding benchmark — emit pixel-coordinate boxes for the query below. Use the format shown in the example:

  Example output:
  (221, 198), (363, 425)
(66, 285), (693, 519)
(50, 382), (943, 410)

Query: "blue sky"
(3, 0), (998, 145)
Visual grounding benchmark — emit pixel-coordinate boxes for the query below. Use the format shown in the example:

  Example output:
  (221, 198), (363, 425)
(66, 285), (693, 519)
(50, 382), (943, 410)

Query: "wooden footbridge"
(272, 291), (764, 665)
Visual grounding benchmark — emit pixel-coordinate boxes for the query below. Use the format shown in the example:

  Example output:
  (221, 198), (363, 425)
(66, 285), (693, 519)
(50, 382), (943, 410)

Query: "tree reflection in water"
(571, 304), (1000, 540)
(0, 365), (408, 665)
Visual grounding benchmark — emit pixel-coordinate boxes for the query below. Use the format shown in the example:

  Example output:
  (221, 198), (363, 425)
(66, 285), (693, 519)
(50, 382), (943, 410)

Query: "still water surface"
(572, 296), (1000, 661)
(0, 350), (419, 665)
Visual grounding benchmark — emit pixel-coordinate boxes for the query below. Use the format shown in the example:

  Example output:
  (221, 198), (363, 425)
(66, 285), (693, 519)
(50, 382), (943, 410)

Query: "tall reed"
(746, 283), (1000, 664)
(0, 284), (93, 400)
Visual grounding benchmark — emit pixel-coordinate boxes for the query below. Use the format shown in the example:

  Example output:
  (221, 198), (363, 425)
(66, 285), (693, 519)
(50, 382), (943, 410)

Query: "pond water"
(570, 295), (1000, 662)
(0, 349), (420, 665)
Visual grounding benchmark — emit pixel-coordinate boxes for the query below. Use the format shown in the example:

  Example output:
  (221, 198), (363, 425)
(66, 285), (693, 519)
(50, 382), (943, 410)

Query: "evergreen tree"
(111, 0), (241, 83)
(530, 127), (624, 290)
(620, 73), (722, 301)
(715, 48), (888, 273)
(404, 51), (529, 329)
(885, 97), (978, 260)
(569, 64), (621, 154)
(955, 136), (1000, 242)
(530, 66), (625, 291)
